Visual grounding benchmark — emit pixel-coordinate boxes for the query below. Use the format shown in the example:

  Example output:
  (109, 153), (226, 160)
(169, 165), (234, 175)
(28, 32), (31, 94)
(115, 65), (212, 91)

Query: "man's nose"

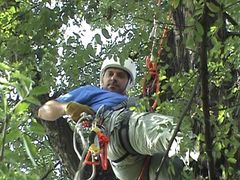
(110, 73), (117, 80)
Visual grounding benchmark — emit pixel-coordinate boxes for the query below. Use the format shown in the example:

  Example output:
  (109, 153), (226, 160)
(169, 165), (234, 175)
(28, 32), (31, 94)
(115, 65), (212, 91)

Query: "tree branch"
(155, 75), (200, 180)
(0, 115), (9, 162)
(39, 161), (61, 180)
(199, 1), (217, 179)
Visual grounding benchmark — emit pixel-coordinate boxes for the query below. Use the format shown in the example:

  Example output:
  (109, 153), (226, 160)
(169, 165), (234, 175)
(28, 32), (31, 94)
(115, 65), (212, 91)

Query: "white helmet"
(100, 57), (137, 91)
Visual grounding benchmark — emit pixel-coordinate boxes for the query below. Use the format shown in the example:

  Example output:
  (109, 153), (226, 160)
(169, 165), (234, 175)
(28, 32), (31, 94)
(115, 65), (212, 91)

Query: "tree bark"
(32, 95), (116, 180)
(199, 2), (217, 180)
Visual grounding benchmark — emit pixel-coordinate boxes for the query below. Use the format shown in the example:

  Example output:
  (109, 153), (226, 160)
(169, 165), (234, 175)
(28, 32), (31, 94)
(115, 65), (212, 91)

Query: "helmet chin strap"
(123, 79), (131, 94)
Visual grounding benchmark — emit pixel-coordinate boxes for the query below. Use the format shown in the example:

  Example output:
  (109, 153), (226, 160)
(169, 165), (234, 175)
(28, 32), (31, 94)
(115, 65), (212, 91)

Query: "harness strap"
(113, 112), (151, 180)
(119, 116), (139, 155)
(111, 152), (129, 163)
(101, 98), (134, 120)
(111, 111), (139, 163)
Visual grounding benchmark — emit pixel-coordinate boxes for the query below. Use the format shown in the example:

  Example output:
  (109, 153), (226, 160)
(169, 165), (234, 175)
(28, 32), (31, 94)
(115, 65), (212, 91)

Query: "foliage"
(0, 0), (240, 179)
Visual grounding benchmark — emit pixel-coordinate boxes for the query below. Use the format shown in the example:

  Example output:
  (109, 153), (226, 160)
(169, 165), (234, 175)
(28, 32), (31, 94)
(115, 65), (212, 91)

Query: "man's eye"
(109, 72), (114, 76)
(107, 72), (113, 77)
(118, 73), (127, 79)
(118, 74), (124, 78)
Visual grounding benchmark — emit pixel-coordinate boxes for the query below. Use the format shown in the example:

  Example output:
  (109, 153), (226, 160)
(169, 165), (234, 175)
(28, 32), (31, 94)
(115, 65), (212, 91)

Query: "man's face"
(101, 67), (129, 94)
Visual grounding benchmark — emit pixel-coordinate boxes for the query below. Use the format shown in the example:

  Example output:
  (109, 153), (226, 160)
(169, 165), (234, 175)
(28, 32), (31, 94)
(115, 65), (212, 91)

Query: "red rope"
(139, 16), (170, 180)
(100, 143), (108, 170)
(137, 156), (151, 180)
(142, 25), (170, 112)
(97, 131), (109, 170)
(143, 56), (160, 112)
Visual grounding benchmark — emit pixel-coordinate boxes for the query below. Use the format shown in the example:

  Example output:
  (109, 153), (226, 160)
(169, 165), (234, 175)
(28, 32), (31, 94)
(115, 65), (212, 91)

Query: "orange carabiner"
(84, 151), (100, 166)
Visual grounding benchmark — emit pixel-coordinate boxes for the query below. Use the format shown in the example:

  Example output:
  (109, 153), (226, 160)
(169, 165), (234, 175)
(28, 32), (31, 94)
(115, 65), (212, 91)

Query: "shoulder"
(80, 85), (104, 93)
(70, 85), (100, 92)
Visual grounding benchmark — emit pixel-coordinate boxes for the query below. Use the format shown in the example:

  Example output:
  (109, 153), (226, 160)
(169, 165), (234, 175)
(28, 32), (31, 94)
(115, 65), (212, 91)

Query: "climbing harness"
(69, 106), (109, 180)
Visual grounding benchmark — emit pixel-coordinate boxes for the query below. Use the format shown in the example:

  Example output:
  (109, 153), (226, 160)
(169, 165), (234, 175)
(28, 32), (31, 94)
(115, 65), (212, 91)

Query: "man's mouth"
(108, 83), (119, 89)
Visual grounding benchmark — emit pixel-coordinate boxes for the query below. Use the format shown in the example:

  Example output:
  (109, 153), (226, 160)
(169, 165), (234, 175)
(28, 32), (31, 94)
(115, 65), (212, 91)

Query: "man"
(38, 57), (183, 180)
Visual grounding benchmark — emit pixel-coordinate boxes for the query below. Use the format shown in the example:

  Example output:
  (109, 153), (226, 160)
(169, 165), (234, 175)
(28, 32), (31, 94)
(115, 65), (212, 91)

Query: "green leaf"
(13, 71), (33, 89)
(170, 0), (180, 9)
(14, 102), (29, 115)
(217, 110), (225, 124)
(22, 134), (37, 167)
(0, 62), (11, 71)
(185, 35), (195, 50)
(6, 128), (21, 142)
(14, 83), (27, 98)
(95, 33), (102, 45)
(227, 157), (237, 164)
(102, 28), (111, 39)
(206, 2), (220, 13)
(29, 86), (49, 96)
(25, 96), (41, 106)
(12, 72), (33, 98)
(29, 121), (46, 136)
(196, 21), (204, 36)
(197, 133), (205, 141)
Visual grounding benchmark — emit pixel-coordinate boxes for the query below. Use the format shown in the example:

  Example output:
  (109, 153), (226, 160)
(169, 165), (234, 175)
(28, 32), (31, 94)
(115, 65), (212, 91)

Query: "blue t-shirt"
(56, 85), (128, 112)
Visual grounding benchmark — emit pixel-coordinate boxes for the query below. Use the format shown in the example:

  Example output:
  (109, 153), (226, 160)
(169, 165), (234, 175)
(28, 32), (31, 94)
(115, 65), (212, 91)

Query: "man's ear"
(100, 71), (105, 87)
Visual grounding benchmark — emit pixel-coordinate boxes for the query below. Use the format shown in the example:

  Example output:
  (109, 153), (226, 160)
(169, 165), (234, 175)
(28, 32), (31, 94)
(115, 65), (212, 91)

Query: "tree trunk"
(32, 96), (116, 180)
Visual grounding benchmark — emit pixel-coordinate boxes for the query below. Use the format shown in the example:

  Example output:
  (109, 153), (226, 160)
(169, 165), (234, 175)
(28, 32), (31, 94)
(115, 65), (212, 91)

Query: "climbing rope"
(142, 16), (170, 112)
(143, 55), (160, 112)
(140, 7), (171, 180)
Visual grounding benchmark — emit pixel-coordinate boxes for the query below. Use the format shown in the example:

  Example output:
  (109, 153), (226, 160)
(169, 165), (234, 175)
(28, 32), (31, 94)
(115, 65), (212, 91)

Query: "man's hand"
(65, 102), (95, 121)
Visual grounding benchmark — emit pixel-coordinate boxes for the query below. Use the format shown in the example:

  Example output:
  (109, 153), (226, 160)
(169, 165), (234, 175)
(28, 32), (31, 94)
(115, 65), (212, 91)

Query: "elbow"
(37, 104), (56, 121)
(37, 100), (64, 121)
(38, 105), (48, 120)
(37, 106), (44, 119)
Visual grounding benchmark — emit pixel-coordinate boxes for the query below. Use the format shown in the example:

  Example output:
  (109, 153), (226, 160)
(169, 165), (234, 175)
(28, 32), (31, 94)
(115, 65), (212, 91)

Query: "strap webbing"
(119, 116), (139, 155)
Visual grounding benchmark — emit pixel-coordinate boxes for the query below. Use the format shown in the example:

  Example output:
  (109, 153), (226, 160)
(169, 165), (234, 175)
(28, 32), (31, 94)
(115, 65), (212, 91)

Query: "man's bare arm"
(38, 100), (68, 121)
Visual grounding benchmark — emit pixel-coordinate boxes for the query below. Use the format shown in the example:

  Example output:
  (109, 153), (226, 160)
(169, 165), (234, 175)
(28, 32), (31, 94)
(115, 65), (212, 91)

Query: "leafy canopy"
(0, 0), (240, 179)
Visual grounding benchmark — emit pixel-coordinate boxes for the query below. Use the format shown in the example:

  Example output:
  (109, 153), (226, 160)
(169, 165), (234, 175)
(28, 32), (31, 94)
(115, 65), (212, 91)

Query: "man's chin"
(108, 86), (119, 92)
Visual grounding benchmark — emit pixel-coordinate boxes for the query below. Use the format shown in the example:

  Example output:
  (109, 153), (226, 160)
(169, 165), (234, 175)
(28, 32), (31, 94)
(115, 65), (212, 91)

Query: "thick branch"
(0, 115), (9, 162)
(199, 2), (217, 180)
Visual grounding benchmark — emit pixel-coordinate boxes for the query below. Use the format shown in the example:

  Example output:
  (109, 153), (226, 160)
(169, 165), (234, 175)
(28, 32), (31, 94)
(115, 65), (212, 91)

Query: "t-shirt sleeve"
(55, 85), (128, 112)
(56, 85), (91, 104)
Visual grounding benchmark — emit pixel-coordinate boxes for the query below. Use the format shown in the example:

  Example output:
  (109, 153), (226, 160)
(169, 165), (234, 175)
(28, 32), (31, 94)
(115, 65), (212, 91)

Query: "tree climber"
(38, 57), (183, 180)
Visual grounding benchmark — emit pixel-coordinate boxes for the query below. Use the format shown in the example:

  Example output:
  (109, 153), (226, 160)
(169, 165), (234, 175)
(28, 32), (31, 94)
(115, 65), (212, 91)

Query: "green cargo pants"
(103, 109), (183, 180)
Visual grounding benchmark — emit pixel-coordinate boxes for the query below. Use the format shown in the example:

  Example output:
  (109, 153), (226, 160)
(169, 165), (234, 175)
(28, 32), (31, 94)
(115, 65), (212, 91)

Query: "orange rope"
(140, 7), (171, 180)
(143, 56), (159, 112)
(158, 27), (170, 57)
(143, 29), (169, 111)
(142, 14), (170, 112)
